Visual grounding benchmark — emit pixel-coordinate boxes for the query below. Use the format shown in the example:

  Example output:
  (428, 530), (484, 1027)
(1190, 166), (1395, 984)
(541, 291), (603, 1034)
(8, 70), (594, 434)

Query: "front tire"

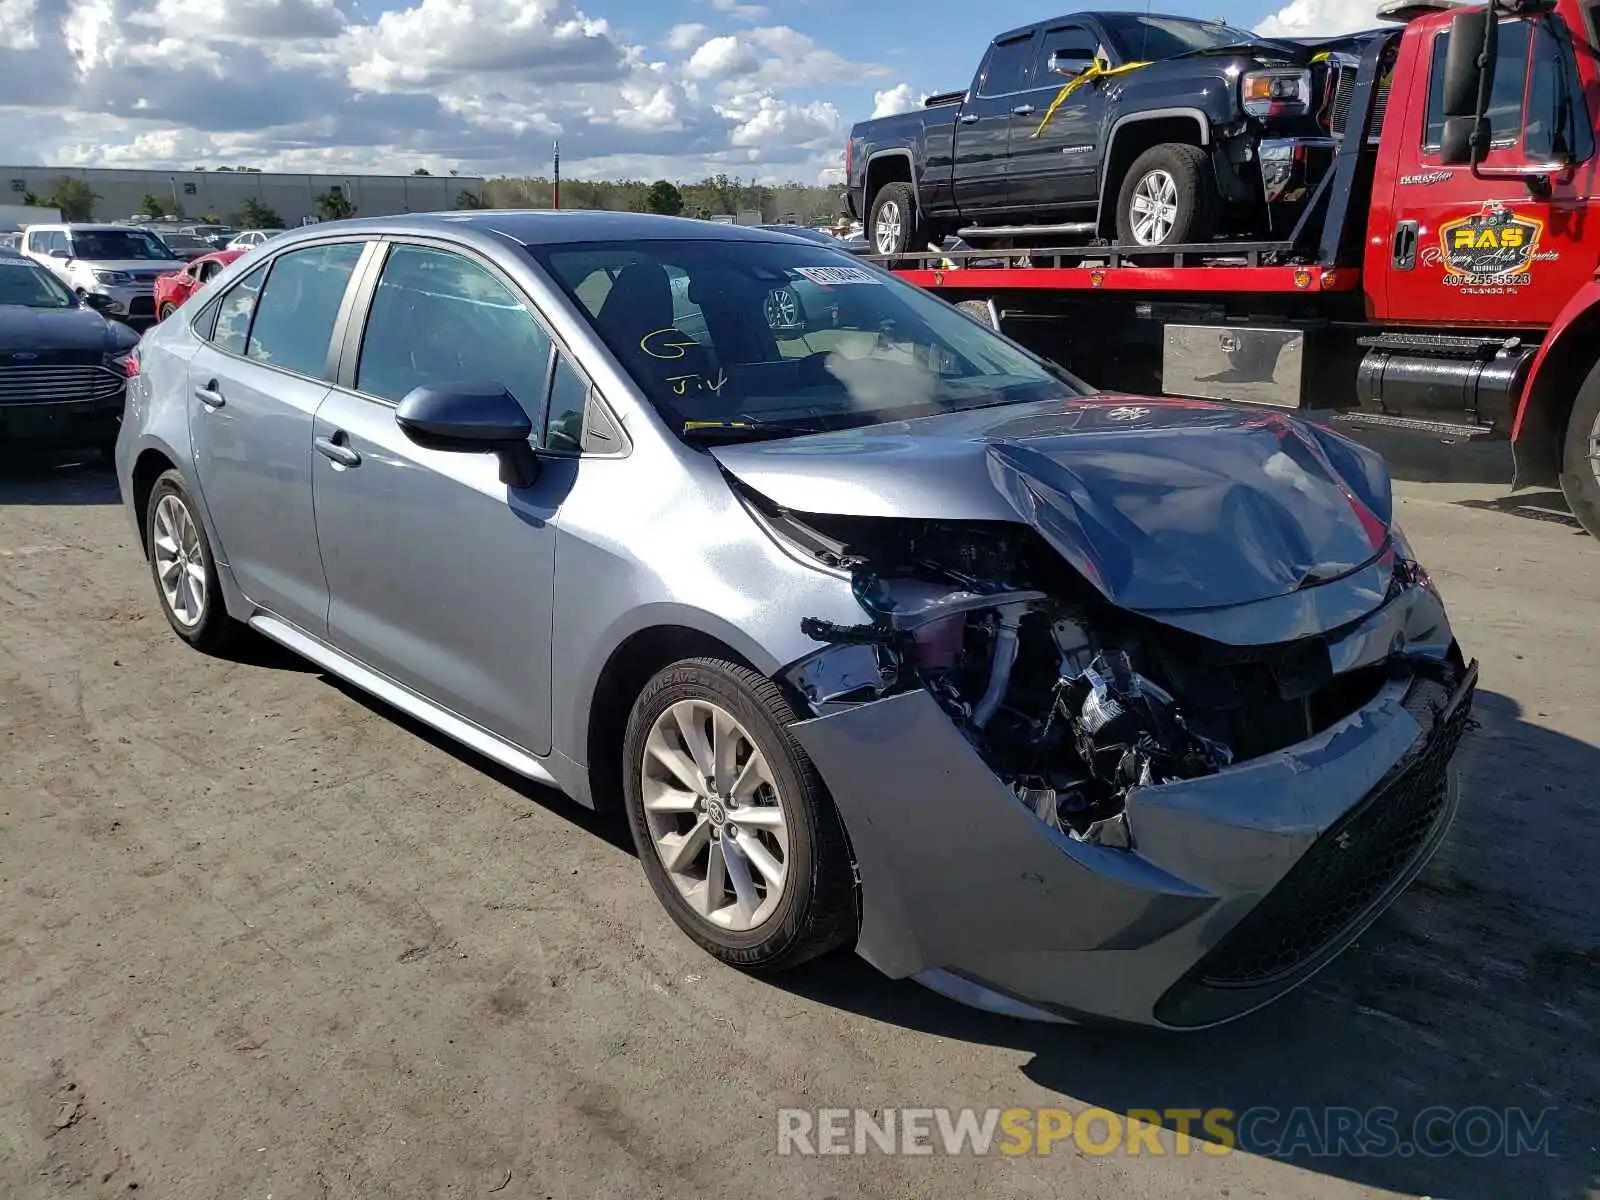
(622, 658), (856, 971)
(1115, 143), (1219, 247)
(1559, 361), (1600, 538)
(868, 181), (922, 256)
(145, 469), (237, 652)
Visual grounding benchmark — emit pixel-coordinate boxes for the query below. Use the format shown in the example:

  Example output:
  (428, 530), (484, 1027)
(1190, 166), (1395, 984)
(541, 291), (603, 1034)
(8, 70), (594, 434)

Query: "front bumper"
(791, 636), (1475, 1030)
(0, 363), (127, 453)
(85, 281), (158, 321)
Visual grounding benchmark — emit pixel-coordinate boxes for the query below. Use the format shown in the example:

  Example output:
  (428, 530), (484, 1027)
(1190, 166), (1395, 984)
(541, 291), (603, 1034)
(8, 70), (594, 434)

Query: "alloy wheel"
(873, 201), (903, 254)
(641, 699), (790, 932)
(1130, 169), (1180, 245)
(152, 493), (207, 628)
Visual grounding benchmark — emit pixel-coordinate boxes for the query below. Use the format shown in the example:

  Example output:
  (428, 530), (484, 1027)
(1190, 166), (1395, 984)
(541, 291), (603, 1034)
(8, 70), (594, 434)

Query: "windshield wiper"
(680, 418), (827, 442)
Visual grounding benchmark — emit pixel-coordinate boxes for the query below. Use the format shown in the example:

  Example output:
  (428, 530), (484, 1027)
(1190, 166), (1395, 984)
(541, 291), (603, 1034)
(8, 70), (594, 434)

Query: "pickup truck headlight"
(1242, 69), (1312, 119)
(93, 269), (133, 284)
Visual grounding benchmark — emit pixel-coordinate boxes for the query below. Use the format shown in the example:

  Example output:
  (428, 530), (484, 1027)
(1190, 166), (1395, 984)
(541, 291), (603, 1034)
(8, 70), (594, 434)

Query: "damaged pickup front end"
(723, 400), (1477, 1028)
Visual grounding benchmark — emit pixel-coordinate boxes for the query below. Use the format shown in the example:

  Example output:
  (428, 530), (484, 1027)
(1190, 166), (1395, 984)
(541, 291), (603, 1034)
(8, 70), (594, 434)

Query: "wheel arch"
(129, 442), (182, 558)
(1095, 109), (1211, 239)
(863, 150), (916, 218)
(1513, 284), (1600, 488)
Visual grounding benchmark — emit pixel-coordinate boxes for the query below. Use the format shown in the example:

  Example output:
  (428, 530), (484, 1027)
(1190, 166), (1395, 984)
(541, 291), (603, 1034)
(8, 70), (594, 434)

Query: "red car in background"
(153, 249), (242, 321)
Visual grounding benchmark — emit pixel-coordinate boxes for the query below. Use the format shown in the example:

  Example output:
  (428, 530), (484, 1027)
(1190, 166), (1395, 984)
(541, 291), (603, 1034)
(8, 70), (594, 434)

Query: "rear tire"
(1115, 143), (1219, 247)
(145, 469), (238, 653)
(1559, 361), (1600, 538)
(868, 181), (923, 256)
(158, 303), (177, 321)
(622, 657), (856, 972)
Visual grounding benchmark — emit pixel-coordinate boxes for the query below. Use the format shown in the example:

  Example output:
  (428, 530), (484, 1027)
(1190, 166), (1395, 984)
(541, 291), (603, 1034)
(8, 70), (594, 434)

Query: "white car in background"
(21, 223), (182, 322)
(225, 229), (280, 251)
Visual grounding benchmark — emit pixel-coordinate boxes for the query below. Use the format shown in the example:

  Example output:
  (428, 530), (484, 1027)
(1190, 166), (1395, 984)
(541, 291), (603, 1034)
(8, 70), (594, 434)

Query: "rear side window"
(355, 243), (553, 412)
(211, 263), (268, 356)
(1422, 22), (1530, 151)
(978, 35), (1036, 97)
(245, 242), (365, 380)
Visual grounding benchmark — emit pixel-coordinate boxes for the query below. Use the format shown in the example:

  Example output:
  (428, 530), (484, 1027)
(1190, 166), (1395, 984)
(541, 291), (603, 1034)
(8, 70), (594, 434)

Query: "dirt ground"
(0, 445), (1596, 1200)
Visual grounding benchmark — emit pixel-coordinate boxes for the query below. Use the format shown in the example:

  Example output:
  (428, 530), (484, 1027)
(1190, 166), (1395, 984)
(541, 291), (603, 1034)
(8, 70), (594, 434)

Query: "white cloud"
(1255, 0), (1385, 37)
(0, 0), (873, 185)
(707, 0), (767, 19)
(870, 83), (919, 120)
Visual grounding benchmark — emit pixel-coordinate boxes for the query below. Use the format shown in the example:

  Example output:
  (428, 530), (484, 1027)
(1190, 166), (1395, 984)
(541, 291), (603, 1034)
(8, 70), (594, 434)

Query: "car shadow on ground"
(0, 455), (120, 505)
(779, 689), (1600, 1199)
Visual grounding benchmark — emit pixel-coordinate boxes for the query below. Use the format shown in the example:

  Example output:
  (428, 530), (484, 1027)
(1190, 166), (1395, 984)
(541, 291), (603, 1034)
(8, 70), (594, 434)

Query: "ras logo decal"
(1434, 202), (1549, 293)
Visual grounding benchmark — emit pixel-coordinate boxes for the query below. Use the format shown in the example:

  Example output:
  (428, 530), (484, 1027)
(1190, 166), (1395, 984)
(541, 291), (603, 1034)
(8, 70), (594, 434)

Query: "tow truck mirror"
(1439, 115), (1491, 165)
(1442, 8), (1496, 119)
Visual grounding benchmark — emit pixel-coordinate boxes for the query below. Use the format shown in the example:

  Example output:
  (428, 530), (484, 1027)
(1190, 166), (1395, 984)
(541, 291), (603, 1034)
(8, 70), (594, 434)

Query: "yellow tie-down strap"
(1031, 51), (1334, 138)
(1030, 60), (1151, 138)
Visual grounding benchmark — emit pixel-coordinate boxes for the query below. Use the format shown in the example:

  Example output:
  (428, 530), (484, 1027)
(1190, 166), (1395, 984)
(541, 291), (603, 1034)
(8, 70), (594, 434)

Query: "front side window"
(1423, 21), (1532, 151)
(545, 353), (589, 453)
(1034, 26), (1103, 78)
(66, 229), (178, 261)
(533, 238), (1085, 442)
(1098, 14), (1257, 60)
(355, 244), (553, 412)
(0, 263), (75, 308)
(245, 242), (365, 379)
(211, 263), (268, 355)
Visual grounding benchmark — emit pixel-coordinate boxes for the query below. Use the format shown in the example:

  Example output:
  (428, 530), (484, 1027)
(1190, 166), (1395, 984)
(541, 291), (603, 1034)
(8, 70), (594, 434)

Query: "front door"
(1009, 24), (1110, 211)
(312, 241), (566, 756)
(952, 33), (1038, 215)
(185, 240), (368, 635)
(1372, 14), (1600, 328)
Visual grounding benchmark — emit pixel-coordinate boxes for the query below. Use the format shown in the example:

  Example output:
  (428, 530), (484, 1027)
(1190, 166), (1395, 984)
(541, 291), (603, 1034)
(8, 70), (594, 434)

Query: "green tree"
(237, 197), (283, 228)
(413, 167), (432, 175)
(139, 194), (166, 218)
(200, 212), (222, 224)
(21, 191), (44, 207)
(644, 179), (684, 216)
(48, 177), (99, 221)
(313, 189), (356, 221)
(454, 190), (486, 210)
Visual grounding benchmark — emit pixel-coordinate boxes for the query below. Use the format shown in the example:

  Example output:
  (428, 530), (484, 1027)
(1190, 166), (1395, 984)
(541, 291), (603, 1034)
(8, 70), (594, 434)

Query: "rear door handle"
(314, 434), (361, 468)
(194, 382), (225, 409)
(959, 113), (979, 125)
(1012, 104), (1036, 116)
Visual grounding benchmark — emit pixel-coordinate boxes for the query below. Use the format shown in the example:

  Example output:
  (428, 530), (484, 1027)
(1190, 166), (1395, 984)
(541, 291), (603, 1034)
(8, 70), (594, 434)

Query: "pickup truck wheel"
(1559, 362), (1600, 538)
(869, 182), (921, 256)
(1115, 144), (1218, 247)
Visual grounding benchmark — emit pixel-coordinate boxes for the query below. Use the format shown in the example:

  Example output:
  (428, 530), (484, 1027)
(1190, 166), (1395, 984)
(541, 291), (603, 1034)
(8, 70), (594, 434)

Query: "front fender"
(1512, 280), (1600, 488)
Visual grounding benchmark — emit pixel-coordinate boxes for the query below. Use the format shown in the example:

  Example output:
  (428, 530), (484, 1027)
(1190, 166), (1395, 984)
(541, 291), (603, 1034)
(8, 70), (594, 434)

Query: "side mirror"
(394, 382), (541, 488)
(81, 292), (114, 312)
(48, 249), (70, 260)
(1048, 52), (1094, 78)
(1439, 115), (1490, 165)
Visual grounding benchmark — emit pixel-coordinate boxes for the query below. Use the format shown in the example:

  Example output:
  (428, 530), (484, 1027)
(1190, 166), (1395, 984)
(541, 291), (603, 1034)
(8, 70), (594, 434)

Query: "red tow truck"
(870, 0), (1600, 538)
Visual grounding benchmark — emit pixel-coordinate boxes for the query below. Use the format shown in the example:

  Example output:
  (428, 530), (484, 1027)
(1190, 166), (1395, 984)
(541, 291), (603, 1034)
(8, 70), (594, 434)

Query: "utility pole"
(553, 141), (561, 210)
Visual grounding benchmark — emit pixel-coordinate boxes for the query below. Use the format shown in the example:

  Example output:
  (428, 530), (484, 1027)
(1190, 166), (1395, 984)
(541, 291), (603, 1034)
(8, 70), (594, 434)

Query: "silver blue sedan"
(117, 211), (1475, 1028)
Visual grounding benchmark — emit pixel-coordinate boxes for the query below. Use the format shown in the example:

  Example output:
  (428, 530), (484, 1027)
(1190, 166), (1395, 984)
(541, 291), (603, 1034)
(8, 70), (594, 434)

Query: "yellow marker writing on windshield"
(641, 328), (699, 360)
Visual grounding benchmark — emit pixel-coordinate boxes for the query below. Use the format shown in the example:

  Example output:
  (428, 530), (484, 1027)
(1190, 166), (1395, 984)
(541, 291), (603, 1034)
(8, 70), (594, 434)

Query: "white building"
(3, 166), (488, 227)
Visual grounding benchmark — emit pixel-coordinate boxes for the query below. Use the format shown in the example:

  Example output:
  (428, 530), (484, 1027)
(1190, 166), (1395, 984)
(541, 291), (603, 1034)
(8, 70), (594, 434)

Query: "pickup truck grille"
(0, 363), (125, 405)
(1329, 65), (1389, 142)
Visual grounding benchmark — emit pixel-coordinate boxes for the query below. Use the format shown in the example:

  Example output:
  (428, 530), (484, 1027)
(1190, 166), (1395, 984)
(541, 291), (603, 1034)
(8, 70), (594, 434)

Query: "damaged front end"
(755, 494), (1475, 1028)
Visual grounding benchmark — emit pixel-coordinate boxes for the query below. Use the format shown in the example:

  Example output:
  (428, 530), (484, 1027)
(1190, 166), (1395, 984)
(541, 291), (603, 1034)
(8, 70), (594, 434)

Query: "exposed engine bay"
(761, 499), (1401, 847)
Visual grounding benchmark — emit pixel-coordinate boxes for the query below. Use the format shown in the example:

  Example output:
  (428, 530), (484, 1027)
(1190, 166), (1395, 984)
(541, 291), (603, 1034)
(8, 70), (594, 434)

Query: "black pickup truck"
(844, 11), (1378, 254)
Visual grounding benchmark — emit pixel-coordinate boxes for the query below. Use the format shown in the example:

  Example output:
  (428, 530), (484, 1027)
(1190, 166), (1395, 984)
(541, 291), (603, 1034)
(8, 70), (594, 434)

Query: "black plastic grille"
(128, 296), (155, 317)
(1192, 676), (1471, 989)
(1330, 65), (1389, 142)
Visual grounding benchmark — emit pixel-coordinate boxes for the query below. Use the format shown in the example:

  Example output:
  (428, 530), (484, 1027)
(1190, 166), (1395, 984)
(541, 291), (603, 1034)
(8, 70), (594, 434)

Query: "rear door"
(1371, 15), (1600, 327)
(952, 32), (1038, 215)
(1009, 24), (1109, 210)
(185, 239), (369, 635)
(311, 240), (568, 755)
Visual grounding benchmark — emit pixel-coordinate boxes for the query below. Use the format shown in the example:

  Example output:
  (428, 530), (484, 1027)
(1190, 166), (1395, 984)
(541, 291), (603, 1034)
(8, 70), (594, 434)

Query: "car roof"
(993, 10), (1225, 43)
(258, 210), (814, 250)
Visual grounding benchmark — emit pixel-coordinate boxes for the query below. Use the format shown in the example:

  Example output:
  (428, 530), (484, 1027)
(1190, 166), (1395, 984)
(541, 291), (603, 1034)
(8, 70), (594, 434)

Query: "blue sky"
(0, 0), (1375, 180)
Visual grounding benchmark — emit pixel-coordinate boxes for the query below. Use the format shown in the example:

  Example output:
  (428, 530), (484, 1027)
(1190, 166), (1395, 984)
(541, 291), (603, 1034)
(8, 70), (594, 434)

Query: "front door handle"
(1012, 104), (1036, 116)
(314, 434), (361, 468)
(1392, 219), (1419, 272)
(959, 113), (980, 125)
(194, 381), (225, 409)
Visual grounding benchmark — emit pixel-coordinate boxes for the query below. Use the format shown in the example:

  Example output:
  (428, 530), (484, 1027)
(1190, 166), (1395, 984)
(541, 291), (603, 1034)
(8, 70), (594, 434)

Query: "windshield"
(0, 262), (77, 308)
(67, 230), (178, 261)
(530, 237), (1086, 440)
(1100, 14), (1261, 60)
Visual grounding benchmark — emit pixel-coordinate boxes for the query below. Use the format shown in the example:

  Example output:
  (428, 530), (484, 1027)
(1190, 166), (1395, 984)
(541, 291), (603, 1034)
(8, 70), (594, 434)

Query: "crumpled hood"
(0, 305), (122, 353)
(711, 396), (1395, 613)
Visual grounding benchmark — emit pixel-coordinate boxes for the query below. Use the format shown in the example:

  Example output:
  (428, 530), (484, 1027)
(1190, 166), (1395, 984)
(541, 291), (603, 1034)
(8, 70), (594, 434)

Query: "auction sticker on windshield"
(793, 266), (881, 286)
